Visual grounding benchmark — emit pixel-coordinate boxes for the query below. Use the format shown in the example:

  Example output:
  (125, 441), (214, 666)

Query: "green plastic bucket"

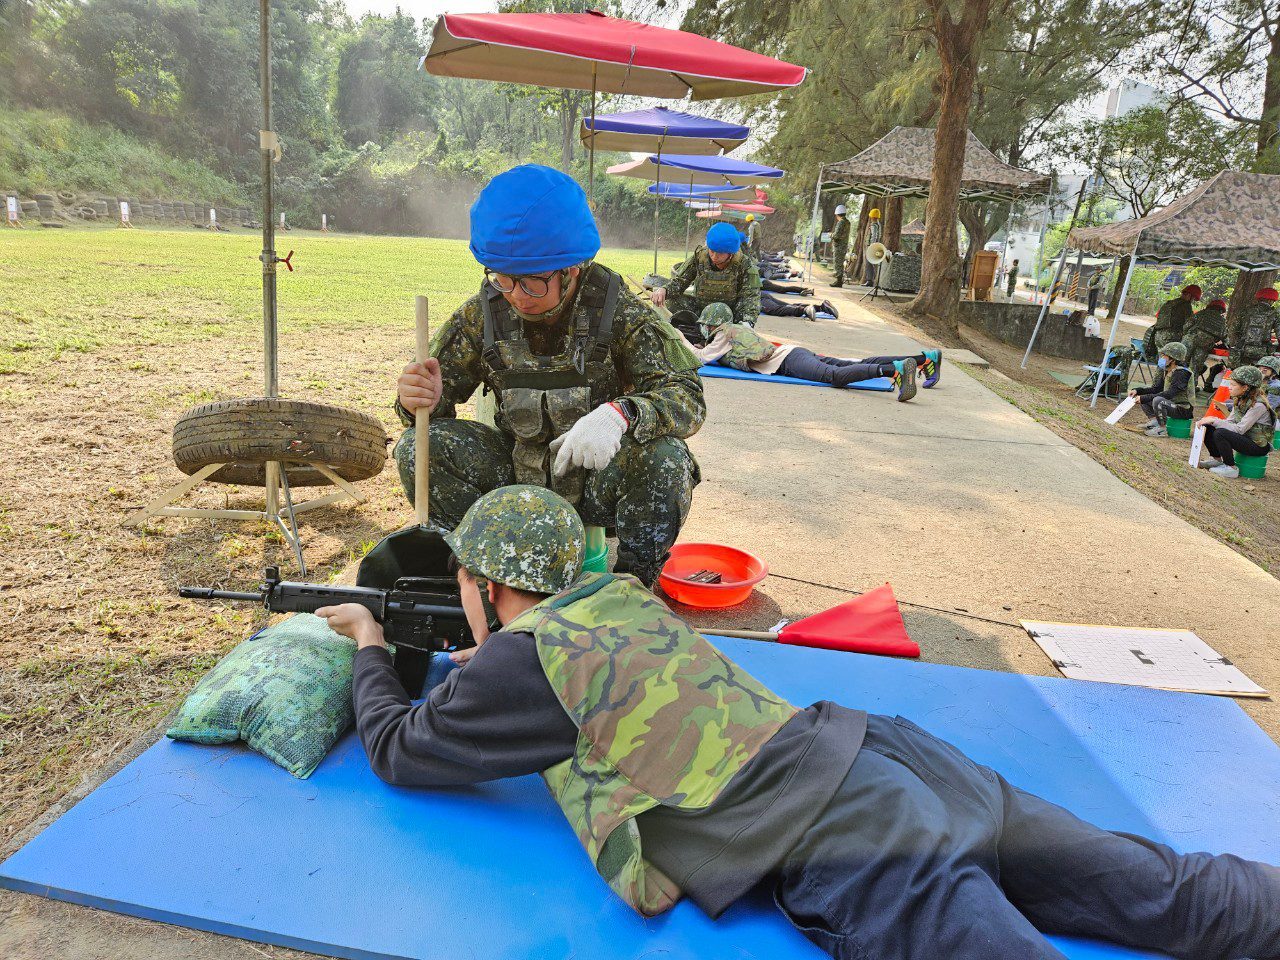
(583, 525), (609, 573)
(1237, 454), (1268, 479)
(1166, 418), (1192, 439)
(1273, 433), (1279, 451)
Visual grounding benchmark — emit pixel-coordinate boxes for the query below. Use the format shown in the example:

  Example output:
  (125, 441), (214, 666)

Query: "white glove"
(550, 402), (629, 476)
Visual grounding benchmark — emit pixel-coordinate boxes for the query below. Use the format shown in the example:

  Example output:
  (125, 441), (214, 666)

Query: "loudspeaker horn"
(866, 241), (891, 265)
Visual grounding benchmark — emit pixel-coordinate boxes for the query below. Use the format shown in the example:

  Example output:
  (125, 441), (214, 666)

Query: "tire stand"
(125, 0), (369, 576)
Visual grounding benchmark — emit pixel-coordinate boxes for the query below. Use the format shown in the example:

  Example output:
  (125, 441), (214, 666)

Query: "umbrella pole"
(804, 163), (822, 283)
(652, 138), (664, 276)
(1088, 236), (1140, 408)
(1021, 177), (1089, 369)
(684, 173), (693, 257)
(587, 64), (597, 207)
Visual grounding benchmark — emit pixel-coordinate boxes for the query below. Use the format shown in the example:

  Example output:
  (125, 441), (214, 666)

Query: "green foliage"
(1121, 266), (1174, 314)
(1183, 265), (1237, 301)
(0, 104), (246, 202)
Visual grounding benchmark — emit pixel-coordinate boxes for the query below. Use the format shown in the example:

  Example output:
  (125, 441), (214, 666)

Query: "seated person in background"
(1128, 341), (1193, 437)
(1197, 365), (1277, 479)
(675, 302), (940, 402)
(1258, 356), (1280, 410)
(1185, 297), (1228, 392)
(321, 485), (1280, 960)
(653, 222), (762, 328)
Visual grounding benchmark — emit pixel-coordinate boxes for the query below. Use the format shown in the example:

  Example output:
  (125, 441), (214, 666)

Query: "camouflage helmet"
(444, 485), (585, 594)
(699, 302), (734, 329)
(1256, 355), (1280, 374)
(1232, 365), (1264, 388)
(1159, 341), (1188, 363)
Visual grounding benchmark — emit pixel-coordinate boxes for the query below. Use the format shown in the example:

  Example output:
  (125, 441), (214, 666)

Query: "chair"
(1130, 337), (1156, 384)
(1077, 349), (1127, 402)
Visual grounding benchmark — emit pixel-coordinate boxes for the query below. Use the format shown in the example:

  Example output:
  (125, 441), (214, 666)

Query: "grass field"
(0, 225), (681, 840)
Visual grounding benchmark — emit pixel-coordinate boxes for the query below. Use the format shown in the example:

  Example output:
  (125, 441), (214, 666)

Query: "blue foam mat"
(698, 365), (894, 390)
(3, 639), (1278, 960)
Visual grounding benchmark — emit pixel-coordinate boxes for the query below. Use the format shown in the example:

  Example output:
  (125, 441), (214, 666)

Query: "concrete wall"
(959, 301), (1106, 363)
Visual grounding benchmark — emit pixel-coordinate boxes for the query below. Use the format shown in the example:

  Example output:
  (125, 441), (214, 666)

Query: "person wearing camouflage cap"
(318, 485), (1280, 960)
(1257, 355), (1280, 411)
(1127, 341), (1195, 437)
(675, 303), (940, 400)
(394, 165), (705, 589)
(1196, 364), (1278, 478)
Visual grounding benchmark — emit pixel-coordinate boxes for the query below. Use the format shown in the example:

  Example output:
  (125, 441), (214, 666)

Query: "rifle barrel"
(178, 587), (264, 602)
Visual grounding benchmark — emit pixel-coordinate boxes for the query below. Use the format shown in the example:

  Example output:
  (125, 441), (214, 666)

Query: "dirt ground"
(856, 300), (1280, 579)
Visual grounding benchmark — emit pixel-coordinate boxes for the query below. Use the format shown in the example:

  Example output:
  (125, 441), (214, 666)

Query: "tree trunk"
(1228, 269), (1278, 345)
(957, 202), (994, 261)
(908, 0), (993, 332)
(1258, 19), (1280, 171)
(882, 196), (904, 251)
(850, 195), (872, 278)
(1106, 255), (1132, 320)
(560, 94), (574, 173)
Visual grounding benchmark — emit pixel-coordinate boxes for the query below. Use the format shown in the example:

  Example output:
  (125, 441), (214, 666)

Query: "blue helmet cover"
(469, 164), (601, 274)
(706, 221), (743, 253)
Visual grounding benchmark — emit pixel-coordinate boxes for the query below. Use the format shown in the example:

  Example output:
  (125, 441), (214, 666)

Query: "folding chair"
(1130, 337), (1156, 384)
(1077, 349), (1126, 402)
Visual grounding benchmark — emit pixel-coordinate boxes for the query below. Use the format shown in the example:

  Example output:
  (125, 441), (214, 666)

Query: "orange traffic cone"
(1206, 370), (1232, 419)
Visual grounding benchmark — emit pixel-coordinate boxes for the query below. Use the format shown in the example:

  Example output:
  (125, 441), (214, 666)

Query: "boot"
(892, 359), (918, 402)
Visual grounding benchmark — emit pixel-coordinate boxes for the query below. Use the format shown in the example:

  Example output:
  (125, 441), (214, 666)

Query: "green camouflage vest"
(1240, 303), (1278, 354)
(720, 323), (777, 371)
(481, 266), (620, 504)
(692, 248), (746, 305)
(505, 572), (796, 917)
(1229, 397), (1276, 448)
(1164, 365), (1195, 410)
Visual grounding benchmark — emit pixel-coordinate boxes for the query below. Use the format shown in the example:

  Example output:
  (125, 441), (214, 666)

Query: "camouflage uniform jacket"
(402, 264), (705, 447)
(1185, 305), (1227, 346)
(1236, 302), (1279, 358)
(505, 572), (797, 917)
(831, 217), (850, 245)
(666, 246), (761, 325)
(1147, 297), (1194, 347)
(714, 323), (778, 372)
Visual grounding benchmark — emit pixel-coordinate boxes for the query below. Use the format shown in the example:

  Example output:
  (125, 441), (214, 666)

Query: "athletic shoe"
(804, 305), (817, 321)
(1142, 417), (1159, 429)
(1209, 464), (1240, 478)
(1198, 457), (1223, 469)
(1145, 425), (1167, 437)
(802, 288), (815, 297)
(893, 358), (918, 402)
(819, 299), (839, 319)
(922, 348), (943, 388)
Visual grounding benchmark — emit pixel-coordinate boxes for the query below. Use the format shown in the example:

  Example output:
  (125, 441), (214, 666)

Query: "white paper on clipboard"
(1105, 395), (1137, 425)
(1189, 424), (1206, 467)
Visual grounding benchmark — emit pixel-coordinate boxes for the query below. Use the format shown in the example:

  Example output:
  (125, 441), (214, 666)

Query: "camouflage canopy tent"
(819, 126), (1051, 203)
(1067, 171), (1280, 272)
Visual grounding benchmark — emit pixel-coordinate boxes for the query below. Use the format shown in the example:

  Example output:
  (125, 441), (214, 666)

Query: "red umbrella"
(422, 11), (806, 195)
(422, 11), (807, 100)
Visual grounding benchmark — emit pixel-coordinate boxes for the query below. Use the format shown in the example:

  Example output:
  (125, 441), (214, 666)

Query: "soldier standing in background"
(1143, 285), (1201, 355)
(830, 204), (850, 287)
(1230, 287), (1280, 369)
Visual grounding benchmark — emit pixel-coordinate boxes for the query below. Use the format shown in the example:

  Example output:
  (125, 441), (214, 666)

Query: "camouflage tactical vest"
(505, 572), (797, 917)
(692, 247), (746, 305)
(1229, 397), (1276, 449)
(1187, 306), (1226, 345)
(481, 267), (620, 504)
(1240, 303), (1277, 353)
(720, 323), (777, 371)
(1164, 365), (1195, 411)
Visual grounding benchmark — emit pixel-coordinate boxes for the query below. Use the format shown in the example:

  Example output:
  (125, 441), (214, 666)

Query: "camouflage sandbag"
(167, 613), (356, 778)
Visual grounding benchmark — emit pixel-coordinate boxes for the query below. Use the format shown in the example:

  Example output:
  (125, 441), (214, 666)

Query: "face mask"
(1158, 356), (1168, 369)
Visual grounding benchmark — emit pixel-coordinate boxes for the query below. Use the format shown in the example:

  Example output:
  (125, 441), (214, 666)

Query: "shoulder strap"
(481, 282), (516, 370)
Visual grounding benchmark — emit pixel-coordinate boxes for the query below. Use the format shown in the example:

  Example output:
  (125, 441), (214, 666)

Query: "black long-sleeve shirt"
(353, 632), (866, 917)
(1134, 366), (1193, 406)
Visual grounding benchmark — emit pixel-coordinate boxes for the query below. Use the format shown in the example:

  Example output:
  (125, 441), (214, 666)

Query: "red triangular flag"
(777, 583), (919, 658)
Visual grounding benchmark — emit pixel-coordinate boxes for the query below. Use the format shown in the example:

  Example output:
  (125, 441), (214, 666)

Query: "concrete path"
(680, 285), (1280, 741)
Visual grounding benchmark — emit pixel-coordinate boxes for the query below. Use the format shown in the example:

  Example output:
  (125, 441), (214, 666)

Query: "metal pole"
(587, 64), (598, 206)
(804, 163), (823, 282)
(260, 0), (277, 399)
(1031, 203), (1050, 303)
(1021, 176), (1091, 368)
(684, 172), (694, 257)
(1089, 237), (1141, 407)
(652, 138), (664, 276)
(259, 0), (280, 521)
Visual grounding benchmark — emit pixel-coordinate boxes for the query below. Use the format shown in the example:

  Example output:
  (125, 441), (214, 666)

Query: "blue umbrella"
(581, 106), (748, 155)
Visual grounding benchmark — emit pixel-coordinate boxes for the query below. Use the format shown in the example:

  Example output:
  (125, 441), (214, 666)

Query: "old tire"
(172, 398), (388, 488)
(57, 190), (76, 204)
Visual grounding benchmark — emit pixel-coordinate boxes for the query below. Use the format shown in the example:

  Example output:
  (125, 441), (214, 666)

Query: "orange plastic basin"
(659, 542), (768, 608)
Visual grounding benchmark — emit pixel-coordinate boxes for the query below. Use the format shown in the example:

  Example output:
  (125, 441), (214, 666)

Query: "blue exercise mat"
(698, 365), (894, 391)
(3, 639), (1277, 960)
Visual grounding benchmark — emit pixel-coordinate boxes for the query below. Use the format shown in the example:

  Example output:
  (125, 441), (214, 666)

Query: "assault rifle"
(179, 566), (477, 695)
